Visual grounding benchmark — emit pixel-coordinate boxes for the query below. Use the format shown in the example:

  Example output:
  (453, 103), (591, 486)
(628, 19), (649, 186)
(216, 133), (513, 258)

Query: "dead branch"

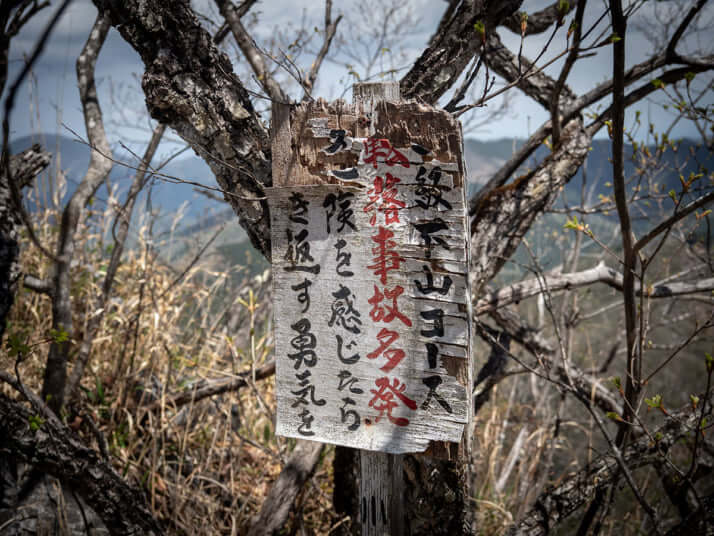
(213, 0), (258, 43)
(302, 0), (342, 97)
(0, 391), (161, 535)
(21, 274), (52, 295)
(41, 11), (114, 413)
(507, 397), (713, 536)
(475, 261), (714, 315)
(214, 0), (288, 103)
(248, 439), (325, 536)
(143, 360), (275, 412)
(0, 144), (51, 339)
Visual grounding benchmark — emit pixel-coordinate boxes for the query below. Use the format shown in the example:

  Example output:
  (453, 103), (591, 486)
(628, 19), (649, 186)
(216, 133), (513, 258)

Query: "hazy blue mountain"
(466, 137), (713, 211)
(11, 133), (226, 222)
(11, 132), (712, 273)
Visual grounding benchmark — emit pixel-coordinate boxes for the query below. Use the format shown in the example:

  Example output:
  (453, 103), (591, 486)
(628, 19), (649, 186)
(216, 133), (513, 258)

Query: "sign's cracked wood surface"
(269, 98), (473, 457)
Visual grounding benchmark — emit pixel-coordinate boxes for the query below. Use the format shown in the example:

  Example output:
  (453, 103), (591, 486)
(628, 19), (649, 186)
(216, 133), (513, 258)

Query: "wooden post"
(353, 81), (404, 536)
(268, 80), (473, 534)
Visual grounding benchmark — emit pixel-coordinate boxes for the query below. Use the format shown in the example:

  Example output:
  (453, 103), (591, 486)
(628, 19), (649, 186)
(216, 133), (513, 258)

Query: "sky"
(4, 0), (713, 156)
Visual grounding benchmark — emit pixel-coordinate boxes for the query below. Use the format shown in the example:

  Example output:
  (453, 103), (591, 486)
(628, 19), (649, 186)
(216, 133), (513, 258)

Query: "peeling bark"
(400, 0), (523, 104)
(93, 0), (273, 257)
(0, 393), (161, 535)
(0, 144), (51, 340)
(507, 400), (713, 536)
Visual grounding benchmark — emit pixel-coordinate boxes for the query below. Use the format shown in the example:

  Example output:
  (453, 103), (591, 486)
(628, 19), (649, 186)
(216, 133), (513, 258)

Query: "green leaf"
(645, 394), (662, 409)
(28, 415), (45, 431)
(706, 352), (713, 372)
(474, 20), (485, 37)
(690, 395), (700, 409)
(651, 78), (665, 89)
(606, 411), (622, 422)
(563, 215), (579, 230)
(49, 327), (69, 343)
(684, 71), (696, 84)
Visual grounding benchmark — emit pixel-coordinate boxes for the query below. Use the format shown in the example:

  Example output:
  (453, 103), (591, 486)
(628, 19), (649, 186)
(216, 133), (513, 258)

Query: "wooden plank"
(360, 450), (404, 536)
(268, 85), (473, 457)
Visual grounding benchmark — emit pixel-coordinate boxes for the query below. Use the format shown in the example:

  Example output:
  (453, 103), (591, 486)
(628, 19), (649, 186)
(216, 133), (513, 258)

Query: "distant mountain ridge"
(11, 132), (712, 279)
(12, 132), (713, 234)
(11, 133), (219, 219)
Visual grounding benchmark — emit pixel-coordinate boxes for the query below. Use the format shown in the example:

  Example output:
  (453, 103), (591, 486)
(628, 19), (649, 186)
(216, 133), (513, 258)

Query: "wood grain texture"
(269, 99), (472, 457)
(360, 451), (404, 536)
(248, 439), (324, 536)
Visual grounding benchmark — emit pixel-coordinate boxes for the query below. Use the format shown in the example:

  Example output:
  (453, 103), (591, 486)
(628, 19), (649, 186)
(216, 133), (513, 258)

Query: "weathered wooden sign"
(268, 95), (472, 455)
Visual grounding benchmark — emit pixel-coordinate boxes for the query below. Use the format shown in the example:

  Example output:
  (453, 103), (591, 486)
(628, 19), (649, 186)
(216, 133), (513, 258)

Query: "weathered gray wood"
(268, 80), (473, 536)
(269, 182), (469, 452)
(248, 439), (324, 536)
(355, 81), (405, 536)
(267, 98), (472, 455)
(360, 451), (404, 536)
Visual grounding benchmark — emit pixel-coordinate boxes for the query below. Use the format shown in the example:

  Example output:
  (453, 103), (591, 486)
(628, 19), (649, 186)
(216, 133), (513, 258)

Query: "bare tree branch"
(400, 0), (523, 104)
(470, 119), (590, 292)
(142, 360), (275, 412)
(1, 0), (72, 265)
(485, 30), (577, 110)
(302, 0), (342, 98)
(41, 11), (114, 413)
(479, 309), (623, 416)
(550, 0), (586, 146)
(502, 1), (573, 36)
(248, 439), (325, 536)
(0, 0), (50, 94)
(666, 0), (709, 61)
(507, 398), (713, 536)
(635, 191), (714, 253)
(0, 391), (161, 535)
(213, 0), (258, 44)
(214, 0), (288, 103)
(21, 274), (52, 295)
(475, 261), (714, 315)
(94, 0), (273, 257)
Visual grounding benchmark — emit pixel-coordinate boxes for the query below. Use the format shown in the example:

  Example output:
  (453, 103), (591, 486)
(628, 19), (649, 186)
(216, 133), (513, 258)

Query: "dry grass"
(1, 193), (342, 535)
(7, 176), (705, 535)
(0, 195), (593, 535)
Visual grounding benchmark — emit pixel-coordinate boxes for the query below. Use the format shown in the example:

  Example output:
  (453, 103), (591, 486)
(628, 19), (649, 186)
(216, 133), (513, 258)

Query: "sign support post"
(355, 81), (405, 536)
(269, 80), (473, 535)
